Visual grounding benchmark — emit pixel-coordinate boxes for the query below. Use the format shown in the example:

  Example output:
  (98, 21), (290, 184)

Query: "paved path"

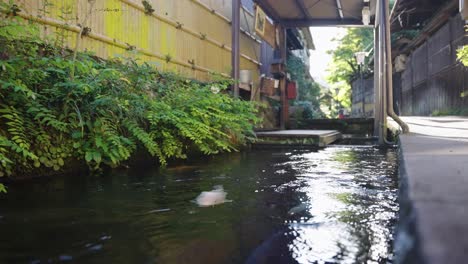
(395, 117), (468, 263)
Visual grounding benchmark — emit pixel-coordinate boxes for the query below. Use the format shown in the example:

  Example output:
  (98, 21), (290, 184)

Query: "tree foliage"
(0, 14), (261, 180)
(458, 46), (468, 67)
(325, 28), (374, 111)
(287, 54), (323, 119)
(457, 27), (468, 67)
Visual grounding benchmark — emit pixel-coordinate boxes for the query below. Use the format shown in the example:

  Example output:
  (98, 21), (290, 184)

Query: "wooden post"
(279, 25), (288, 130)
(373, 0), (386, 145)
(462, 0), (468, 20)
(231, 0), (240, 97)
(380, 0), (389, 143)
(373, 26), (382, 142)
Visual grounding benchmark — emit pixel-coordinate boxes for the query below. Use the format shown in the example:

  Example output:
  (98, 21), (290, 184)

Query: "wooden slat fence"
(399, 14), (468, 115)
(6, 0), (262, 82)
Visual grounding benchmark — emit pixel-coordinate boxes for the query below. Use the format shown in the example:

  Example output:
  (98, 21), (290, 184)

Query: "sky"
(308, 27), (347, 88)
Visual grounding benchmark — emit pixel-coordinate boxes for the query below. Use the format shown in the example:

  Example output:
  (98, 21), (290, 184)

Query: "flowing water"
(0, 146), (398, 264)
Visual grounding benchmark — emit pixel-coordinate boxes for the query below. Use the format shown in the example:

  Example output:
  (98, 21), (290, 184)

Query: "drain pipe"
(384, 0), (410, 134)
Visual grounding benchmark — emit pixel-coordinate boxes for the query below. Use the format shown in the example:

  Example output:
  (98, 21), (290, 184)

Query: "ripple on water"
(0, 147), (398, 264)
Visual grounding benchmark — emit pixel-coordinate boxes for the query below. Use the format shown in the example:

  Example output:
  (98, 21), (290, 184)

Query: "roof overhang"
(253, 0), (377, 27)
(390, 0), (459, 57)
(301, 28), (315, 50)
(390, 0), (457, 32)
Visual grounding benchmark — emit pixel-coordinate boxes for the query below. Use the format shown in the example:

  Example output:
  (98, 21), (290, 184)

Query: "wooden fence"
(351, 14), (468, 117)
(9, 0), (262, 82)
(399, 14), (468, 115)
(351, 77), (374, 117)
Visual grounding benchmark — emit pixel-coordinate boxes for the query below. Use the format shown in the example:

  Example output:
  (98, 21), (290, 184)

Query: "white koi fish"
(195, 185), (231, 207)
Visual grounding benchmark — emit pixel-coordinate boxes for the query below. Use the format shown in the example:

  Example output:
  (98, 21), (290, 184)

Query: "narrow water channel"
(0, 146), (398, 264)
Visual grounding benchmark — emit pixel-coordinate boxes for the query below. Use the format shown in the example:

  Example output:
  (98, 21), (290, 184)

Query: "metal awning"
(253, 0), (377, 27)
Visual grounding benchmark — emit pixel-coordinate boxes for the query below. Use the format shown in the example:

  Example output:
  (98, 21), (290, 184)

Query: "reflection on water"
(0, 147), (398, 264)
(282, 148), (398, 264)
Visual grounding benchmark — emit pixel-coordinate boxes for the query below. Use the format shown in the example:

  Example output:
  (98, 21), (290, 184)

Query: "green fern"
(0, 14), (261, 178)
(124, 119), (162, 158)
(0, 105), (37, 160)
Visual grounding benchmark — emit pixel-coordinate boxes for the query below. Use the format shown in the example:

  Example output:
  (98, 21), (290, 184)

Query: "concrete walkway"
(395, 117), (468, 264)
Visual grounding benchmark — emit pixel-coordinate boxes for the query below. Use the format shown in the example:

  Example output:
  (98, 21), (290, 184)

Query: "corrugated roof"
(254, 0), (377, 27)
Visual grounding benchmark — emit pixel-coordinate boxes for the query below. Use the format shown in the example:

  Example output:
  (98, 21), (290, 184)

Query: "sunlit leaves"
(457, 45), (468, 67)
(326, 28), (374, 110)
(0, 16), (261, 177)
(287, 54), (323, 119)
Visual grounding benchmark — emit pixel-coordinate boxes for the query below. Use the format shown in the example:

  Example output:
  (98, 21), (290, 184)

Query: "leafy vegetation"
(0, 13), (260, 181)
(325, 28), (374, 114)
(458, 46), (468, 67)
(431, 108), (468, 117)
(287, 54), (323, 120)
(455, 26), (468, 115)
(142, 0), (155, 15)
(457, 26), (468, 67)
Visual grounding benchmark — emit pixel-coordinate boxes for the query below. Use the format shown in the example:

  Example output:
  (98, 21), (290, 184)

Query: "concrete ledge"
(290, 118), (374, 135)
(394, 140), (423, 264)
(396, 133), (468, 264)
(255, 130), (342, 147)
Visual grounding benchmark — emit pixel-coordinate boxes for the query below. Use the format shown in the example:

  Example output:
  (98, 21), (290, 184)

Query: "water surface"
(0, 147), (398, 263)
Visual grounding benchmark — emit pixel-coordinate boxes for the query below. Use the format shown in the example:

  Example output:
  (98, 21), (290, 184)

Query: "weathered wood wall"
(10, 0), (262, 82)
(399, 14), (468, 115)
(351, 77), (374, 117)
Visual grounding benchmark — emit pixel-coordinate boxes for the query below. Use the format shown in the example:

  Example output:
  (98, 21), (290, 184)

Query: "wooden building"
(391, 0), (468, 116)
(8, 0), (315, 128)
(352, 0), (468, 117)
(15, 0), (261, 81)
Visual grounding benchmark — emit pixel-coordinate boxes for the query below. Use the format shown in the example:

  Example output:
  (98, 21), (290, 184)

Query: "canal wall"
(394, 117), (468, 264)
(394, 142), (423, 264)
